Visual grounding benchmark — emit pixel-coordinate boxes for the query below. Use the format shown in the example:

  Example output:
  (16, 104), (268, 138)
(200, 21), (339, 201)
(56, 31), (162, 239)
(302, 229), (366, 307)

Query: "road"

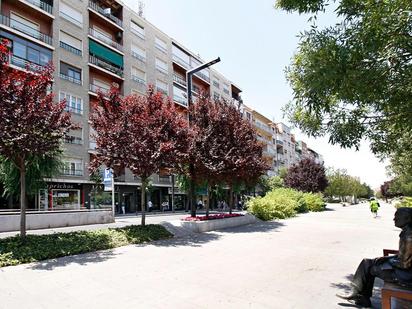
(0, 202), (400, 308)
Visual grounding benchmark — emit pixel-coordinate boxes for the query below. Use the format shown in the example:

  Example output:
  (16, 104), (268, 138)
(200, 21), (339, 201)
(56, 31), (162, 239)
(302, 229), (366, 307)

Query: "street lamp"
(186, 57), (221, 217)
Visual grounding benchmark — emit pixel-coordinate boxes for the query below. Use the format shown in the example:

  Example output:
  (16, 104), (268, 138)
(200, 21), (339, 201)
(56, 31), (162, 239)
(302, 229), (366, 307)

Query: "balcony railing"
(88, 1), (123, 28)
(131, 51), (145, 63)
(65, 105), (83, 114)
(10, 55), (43, 71)
(64, 136), (83, 145)
(131, 75), (146, 86)
(194, 70), (210, 83)
(173, 95), (187, 107)
(0, 14), (52, 45)
(60, 41), (82, 56)
(61, 169), (83, 176)
(89, 83), (110, 95)
(89, 28), (123, 52)
(173, 74), (186, 87)
(172, 54), (189, 69)
(60, 73), (82, 85)
(23, 0), (53, 14)
(89, 55), (123, 77)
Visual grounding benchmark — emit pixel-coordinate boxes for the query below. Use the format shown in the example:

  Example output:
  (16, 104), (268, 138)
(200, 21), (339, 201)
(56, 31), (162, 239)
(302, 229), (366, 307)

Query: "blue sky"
(124, 0), (388, 189)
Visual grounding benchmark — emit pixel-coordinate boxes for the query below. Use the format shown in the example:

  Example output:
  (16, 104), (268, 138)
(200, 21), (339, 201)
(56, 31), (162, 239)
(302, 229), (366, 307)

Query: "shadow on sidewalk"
(150, 232), (222, 248)
(27, 249), (118, 271)
(218, 220), (285, 234)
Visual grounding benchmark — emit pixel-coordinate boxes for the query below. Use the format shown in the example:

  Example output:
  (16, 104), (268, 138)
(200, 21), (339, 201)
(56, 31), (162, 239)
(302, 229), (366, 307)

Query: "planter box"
(0, 210), (114, 232)
(180, 213), (258, 233)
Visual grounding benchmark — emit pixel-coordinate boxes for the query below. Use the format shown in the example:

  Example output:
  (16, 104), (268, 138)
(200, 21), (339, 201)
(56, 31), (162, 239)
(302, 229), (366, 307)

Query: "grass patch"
(0, 224), (172, 268)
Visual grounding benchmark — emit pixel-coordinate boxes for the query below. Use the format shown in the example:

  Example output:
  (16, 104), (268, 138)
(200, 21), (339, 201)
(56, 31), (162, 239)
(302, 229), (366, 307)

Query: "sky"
(123, 0), (389, 189)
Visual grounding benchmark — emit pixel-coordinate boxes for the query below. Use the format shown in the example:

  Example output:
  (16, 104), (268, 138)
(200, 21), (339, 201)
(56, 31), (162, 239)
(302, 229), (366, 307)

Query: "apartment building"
(241, 106), (324, 176)
(0, 0), (242, 213)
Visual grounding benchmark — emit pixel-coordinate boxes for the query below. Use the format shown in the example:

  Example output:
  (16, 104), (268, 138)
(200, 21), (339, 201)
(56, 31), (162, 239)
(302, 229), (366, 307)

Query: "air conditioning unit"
(103, 8), (111, 15)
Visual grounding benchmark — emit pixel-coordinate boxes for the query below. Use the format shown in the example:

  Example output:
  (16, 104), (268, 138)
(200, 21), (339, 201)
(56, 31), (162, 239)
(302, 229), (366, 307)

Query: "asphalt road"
(0, 202), (401, 308)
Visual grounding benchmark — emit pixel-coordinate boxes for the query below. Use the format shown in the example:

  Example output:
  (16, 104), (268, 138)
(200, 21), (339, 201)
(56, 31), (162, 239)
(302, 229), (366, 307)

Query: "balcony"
(60, 73), (81, 85)
(10, 54), (43, 72)
(172, 54), (189, 69)
(88, 1), (123, 28)
(61, 169), (83, 176)
(173, 74), (186, 87)
(22, 0), (53, 15)
(89, 55), (123, 77)
(89, 28), (123, 52)
(89, 83), (110, 95)
(173, 95), (187, 107)
(64, 136), (83, 145)
(60, 41), (82, 56)
(194, 70), (210, 83)
(0, 14), (52, 46)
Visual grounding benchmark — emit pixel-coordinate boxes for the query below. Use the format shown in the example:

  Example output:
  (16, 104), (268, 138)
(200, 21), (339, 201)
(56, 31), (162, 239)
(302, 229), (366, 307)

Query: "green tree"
(275, 0), (412, 162)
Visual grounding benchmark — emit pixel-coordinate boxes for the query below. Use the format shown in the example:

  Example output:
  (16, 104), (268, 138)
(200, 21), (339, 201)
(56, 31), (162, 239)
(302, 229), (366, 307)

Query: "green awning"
(89, 39), (123, 68)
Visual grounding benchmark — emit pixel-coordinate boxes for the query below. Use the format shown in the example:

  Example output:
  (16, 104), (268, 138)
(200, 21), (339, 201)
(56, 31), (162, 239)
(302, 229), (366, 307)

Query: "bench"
(381, 249), (412, 309)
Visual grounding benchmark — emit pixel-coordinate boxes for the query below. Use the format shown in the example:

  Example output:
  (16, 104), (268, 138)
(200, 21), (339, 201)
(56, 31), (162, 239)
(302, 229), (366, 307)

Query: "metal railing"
(0, 14), (52, 45)
(131, 51), (145, 63)
(10, 55), (43, 71)
(173, 95), (187, 107)
(65, 105), (83, 114)
(88, 1), (123, 28)
(61, 169), (83, 176)
(64, 136), (83, 145)
(173, 74), (186, 86)
(59, 11), (82, 27)
(89, 55), (123, 77)
(60, 73), (82, 85)
(89, 83), (110, 95)
(23, 0), (53, 14)
(172, 54), (189, 69)
(60, 41), (82, 56)
(88, 28), (123, 52)
(131, 75), (146, 86)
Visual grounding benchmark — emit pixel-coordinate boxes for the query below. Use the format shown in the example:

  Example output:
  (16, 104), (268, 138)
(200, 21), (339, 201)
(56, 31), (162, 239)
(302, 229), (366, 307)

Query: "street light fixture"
(186, 57), (221, 217)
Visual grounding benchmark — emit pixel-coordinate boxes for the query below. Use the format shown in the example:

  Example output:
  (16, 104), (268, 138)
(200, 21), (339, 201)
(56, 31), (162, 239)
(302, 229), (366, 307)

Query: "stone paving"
(0, 202), (401, 308)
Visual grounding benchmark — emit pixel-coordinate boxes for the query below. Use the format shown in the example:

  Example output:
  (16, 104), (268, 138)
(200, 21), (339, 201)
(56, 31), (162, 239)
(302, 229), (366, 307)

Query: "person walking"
(369, 198), (380, 218)
(147, 200), (153, 212)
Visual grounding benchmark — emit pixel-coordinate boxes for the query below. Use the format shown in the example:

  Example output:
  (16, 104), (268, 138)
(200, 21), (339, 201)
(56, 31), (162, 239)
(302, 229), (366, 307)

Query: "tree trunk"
(189, 164), (196, 217)
(20, 163), (27, 239)
(141, 178), (147, 226)
(206, 183), (211, 218)
(229, 184), (233, 215)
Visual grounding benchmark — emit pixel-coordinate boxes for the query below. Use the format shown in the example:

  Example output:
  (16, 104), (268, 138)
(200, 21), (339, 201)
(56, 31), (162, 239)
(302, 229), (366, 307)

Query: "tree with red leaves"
(0, 39), (75, 237)
(284, 158), (328, 193)
(90, 88), (190, 225)
(189, 96), (269, 215)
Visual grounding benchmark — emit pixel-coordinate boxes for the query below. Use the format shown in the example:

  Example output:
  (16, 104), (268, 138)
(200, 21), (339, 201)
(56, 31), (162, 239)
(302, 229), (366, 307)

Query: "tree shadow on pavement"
(217, 221), (285, 234)
(331, 273), (383, 309)
(149, 232), (221, 248)
(27, 249), (118, 271)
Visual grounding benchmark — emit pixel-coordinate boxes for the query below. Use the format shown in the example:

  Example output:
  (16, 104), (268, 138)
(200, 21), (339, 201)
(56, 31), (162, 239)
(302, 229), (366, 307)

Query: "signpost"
(104, 169), (115, 216)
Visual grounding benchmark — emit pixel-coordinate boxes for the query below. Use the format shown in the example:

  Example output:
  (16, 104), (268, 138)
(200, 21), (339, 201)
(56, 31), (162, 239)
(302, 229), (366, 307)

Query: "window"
(213, 80), (220, 88)
(156, 80), (168, 94)
(60, 62), (82, 84)
(10, 13), (39, 39)
(213, 92), (220, 101)
(59, 2), (83, 27)
(223, 83), (230, 95)
(93, 26), (112, 41)
(68, 68), (80, 80)
(173, 85), (187, 106)
(60, 91), (83, 114)
(155, 57), (168, 74)
(131, 21), (144, 39)
(10, 37), (51, 66)
(155, 37), (167, 53)
(131, 44), (146, 62)
(62, 158), (83, 176)
(13, 41), (26, 59)
(131, 67), (145, 84)
(60, 31), (82, 55)
(172, 45), (190, 68)
(27, 47), (40, 64)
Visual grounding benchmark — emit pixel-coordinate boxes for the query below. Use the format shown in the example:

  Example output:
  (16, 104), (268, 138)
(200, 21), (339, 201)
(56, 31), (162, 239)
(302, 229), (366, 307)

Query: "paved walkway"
(0, 202), (400, 308)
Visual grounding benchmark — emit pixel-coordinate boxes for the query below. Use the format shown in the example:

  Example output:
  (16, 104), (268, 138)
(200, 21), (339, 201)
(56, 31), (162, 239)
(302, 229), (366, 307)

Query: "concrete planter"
(0, 210), (114, 232)
(180, 214), (258, 233)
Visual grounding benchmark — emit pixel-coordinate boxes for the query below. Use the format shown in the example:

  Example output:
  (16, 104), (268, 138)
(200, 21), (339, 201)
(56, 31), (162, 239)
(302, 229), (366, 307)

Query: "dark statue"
(337, 207), (412, 308)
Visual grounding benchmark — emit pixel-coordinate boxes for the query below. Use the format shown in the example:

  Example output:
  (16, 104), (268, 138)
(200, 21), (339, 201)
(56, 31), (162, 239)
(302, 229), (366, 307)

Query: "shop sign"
(57, 193), (70, 197)
(104, 169), (113, 191)
(47, 183), (81, 190)
(168, 187), (186, 195)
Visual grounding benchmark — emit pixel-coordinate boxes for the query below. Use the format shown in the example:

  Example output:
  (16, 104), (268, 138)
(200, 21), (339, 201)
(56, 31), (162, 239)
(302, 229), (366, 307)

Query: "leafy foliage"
(258, 175), (284, 195)
(395, 197), (412, 209)
(284, 158), (328, 192)
(276, 0), (412, 163)
(325, 168), (372, 199)
(0, 225), (172, 267)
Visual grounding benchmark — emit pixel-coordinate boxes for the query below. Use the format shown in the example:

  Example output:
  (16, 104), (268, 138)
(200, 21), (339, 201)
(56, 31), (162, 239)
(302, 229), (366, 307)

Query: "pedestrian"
(223, 201), (228, 212)
(197, 199), (203, 210)
(148, 200), (153, 212)
(161, 200), (169, 212)
(369, 197), (379, 218)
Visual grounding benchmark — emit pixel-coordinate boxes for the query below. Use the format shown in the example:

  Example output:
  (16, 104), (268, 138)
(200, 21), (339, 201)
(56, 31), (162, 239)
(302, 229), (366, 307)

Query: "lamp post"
(186, 57), (221, 217)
